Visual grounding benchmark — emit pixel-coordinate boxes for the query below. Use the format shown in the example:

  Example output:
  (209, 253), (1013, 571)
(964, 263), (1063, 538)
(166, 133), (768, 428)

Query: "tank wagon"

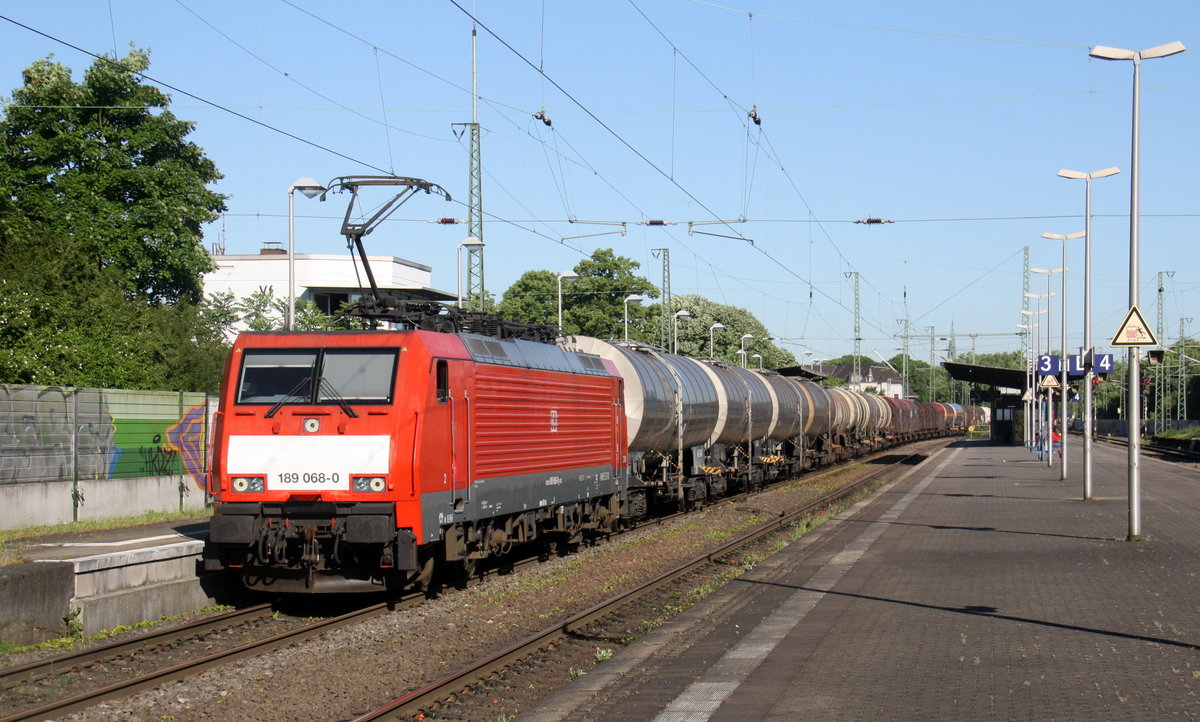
(204, 330), (983, 593)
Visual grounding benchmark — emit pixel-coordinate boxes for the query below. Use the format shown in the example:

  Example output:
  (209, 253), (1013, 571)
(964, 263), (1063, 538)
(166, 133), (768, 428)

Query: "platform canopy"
(942, 361), (1026, 392)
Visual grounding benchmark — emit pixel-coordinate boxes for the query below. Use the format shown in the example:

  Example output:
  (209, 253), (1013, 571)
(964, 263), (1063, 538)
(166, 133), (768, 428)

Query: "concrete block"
(0, 562), (74, 645)
(77, 573), (245, 635)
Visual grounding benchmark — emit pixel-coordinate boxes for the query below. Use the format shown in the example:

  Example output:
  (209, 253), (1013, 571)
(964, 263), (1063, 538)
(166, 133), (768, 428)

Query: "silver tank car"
(560, 336), (719, 453)
(559, 337), (783, 457)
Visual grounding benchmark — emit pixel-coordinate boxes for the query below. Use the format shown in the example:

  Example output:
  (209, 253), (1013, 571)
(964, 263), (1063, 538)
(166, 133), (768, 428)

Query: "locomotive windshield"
(237, 348), (398, 405)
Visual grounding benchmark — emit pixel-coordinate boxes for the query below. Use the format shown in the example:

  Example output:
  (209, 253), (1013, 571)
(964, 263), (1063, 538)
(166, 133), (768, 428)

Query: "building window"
(312, 292), (351, 315)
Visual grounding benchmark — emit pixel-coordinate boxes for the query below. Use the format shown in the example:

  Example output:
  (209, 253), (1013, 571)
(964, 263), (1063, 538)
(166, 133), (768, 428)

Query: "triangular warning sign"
(1111, 305), (1157, 347)
(1040, 375), (1060, 389)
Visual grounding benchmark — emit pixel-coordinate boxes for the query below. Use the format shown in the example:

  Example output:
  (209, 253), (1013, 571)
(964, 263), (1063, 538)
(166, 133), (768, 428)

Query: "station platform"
(0, 518), (242, 644)
(529, 438), (1200, 720)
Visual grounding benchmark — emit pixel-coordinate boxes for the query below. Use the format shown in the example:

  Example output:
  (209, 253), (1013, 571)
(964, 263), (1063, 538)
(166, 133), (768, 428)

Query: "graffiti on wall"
(0, 385), (211, 490)
(166, 404), (209, 490)
(0, 386), (118, 486)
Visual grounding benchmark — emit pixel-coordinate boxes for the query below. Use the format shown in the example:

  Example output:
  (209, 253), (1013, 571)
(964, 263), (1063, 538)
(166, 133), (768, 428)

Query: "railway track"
(1089, 434), (1200, 463)
(0, 597), (407, 722)
(0, 603), (274, 693)
(351, 447), (932, 721)
(0, 441), (942, 721)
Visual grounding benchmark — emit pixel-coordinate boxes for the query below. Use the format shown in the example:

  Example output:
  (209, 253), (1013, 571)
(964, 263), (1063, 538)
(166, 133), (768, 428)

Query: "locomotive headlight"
(231, 476), (264, 493)
(353, 476), (387, 493)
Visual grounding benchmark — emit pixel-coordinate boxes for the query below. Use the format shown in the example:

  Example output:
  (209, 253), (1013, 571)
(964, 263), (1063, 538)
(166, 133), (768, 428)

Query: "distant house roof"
(806, 363), (903, 386)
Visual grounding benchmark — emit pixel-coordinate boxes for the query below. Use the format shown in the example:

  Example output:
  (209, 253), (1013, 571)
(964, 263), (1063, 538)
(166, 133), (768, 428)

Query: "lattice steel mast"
(845, 271), (861, 387)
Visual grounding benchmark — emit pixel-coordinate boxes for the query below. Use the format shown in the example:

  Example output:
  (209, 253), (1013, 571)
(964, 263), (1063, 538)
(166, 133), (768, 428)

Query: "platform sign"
(1036, 354), (1060, 376)
(1095, 353), (1114, 376)
(1111, 305), (1157, 347)
(1067, 354), (1087, 377)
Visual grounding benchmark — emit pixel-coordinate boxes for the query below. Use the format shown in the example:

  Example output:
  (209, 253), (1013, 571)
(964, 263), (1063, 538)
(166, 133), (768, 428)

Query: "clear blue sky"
(2, 1), (1197, 362)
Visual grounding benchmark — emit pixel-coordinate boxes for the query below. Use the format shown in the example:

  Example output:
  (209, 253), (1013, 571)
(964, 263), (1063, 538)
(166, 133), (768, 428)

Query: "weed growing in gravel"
(602, 573), (630, 592)
(594, 647), (614, 663)
(569, 666), (586, 679)
(705, 514), (768, 542)
(0, 605), (235, 656)
(537, 606), (565, 620)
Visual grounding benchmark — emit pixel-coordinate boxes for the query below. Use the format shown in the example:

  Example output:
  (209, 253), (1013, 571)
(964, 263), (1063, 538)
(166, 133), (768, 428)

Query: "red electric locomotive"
(204, 330), (627, 592)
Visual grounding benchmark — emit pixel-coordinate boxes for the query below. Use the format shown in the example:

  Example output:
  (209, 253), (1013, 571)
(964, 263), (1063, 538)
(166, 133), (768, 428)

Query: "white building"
(203, 248), (453, 316)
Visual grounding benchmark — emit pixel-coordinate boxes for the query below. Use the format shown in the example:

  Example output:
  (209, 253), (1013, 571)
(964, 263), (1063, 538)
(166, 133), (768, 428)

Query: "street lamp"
(751, 353), (763, 369)
(673, 309), (691, 354)
(1026, 292), (1055, 464)
(1018, 321), (1041, 448)
(1030, 272), (1061, 469)
(623, 294), (643, 342)
(287, 177), (327, 330)
(709, 323), (725, 358)
(739, 333), (754, 368)
(557, 270), (579, 331)
(1089, 40), (1185, 540)
(457, 237), (484, 307)
(1043, 232), (1085, 482)
(1058, 167), (1118, 500)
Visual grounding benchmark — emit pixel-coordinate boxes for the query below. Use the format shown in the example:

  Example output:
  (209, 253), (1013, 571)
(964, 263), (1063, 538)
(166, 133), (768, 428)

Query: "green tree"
(666, 294), (796, 367)
(0, 234), (227, 390)
(0, 49), (226, 305)
(970, 350), (1024, 369)
(497, 270), (557, 327)
(0, 49), (229, 390)
(498, 249), (658, 338)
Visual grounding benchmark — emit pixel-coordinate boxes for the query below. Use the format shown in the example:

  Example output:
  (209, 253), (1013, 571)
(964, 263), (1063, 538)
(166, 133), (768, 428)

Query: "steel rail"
(353, 449), (931, 721)
(0, 603), (274, 691)
(1091, 434), (1200, 462)
(0, 599), (404, 722)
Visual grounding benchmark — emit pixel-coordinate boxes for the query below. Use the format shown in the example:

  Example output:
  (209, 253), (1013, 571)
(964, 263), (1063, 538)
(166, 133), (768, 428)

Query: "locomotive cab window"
(436, 360), (449, 403)
(237, 348), (397, 405)
(237, 351), (318, 403)
(319, 350), (397, 402)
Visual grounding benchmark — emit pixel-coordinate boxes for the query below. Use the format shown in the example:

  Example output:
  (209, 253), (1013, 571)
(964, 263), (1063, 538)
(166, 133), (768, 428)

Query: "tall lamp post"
(1089, 40), (1184, 539)
(623, 294), (643, 342)
(1018, 320), (1041, 447)
(673, 309), (691, 354)
(457, 237), (483, 307)
(1057, 167), (1119, 500)
(1042, 231), (1085, 481)
(287, 177), (327, 330)
(557, 270), (579, 331)
(1030, 272), (1061, 468)
(1025, 293), (1054, 462)
(709, 323), (725, 358)
(739, 334), (754, 368)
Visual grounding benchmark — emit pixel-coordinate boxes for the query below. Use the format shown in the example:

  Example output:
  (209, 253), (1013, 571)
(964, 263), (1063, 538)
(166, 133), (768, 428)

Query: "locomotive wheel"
(412, 554), (436, 591)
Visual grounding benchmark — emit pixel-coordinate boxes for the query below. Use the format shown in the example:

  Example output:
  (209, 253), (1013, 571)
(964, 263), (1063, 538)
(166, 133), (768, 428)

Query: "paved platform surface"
(529, 439), (1200, 720)
(13, 518), (209, 564)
